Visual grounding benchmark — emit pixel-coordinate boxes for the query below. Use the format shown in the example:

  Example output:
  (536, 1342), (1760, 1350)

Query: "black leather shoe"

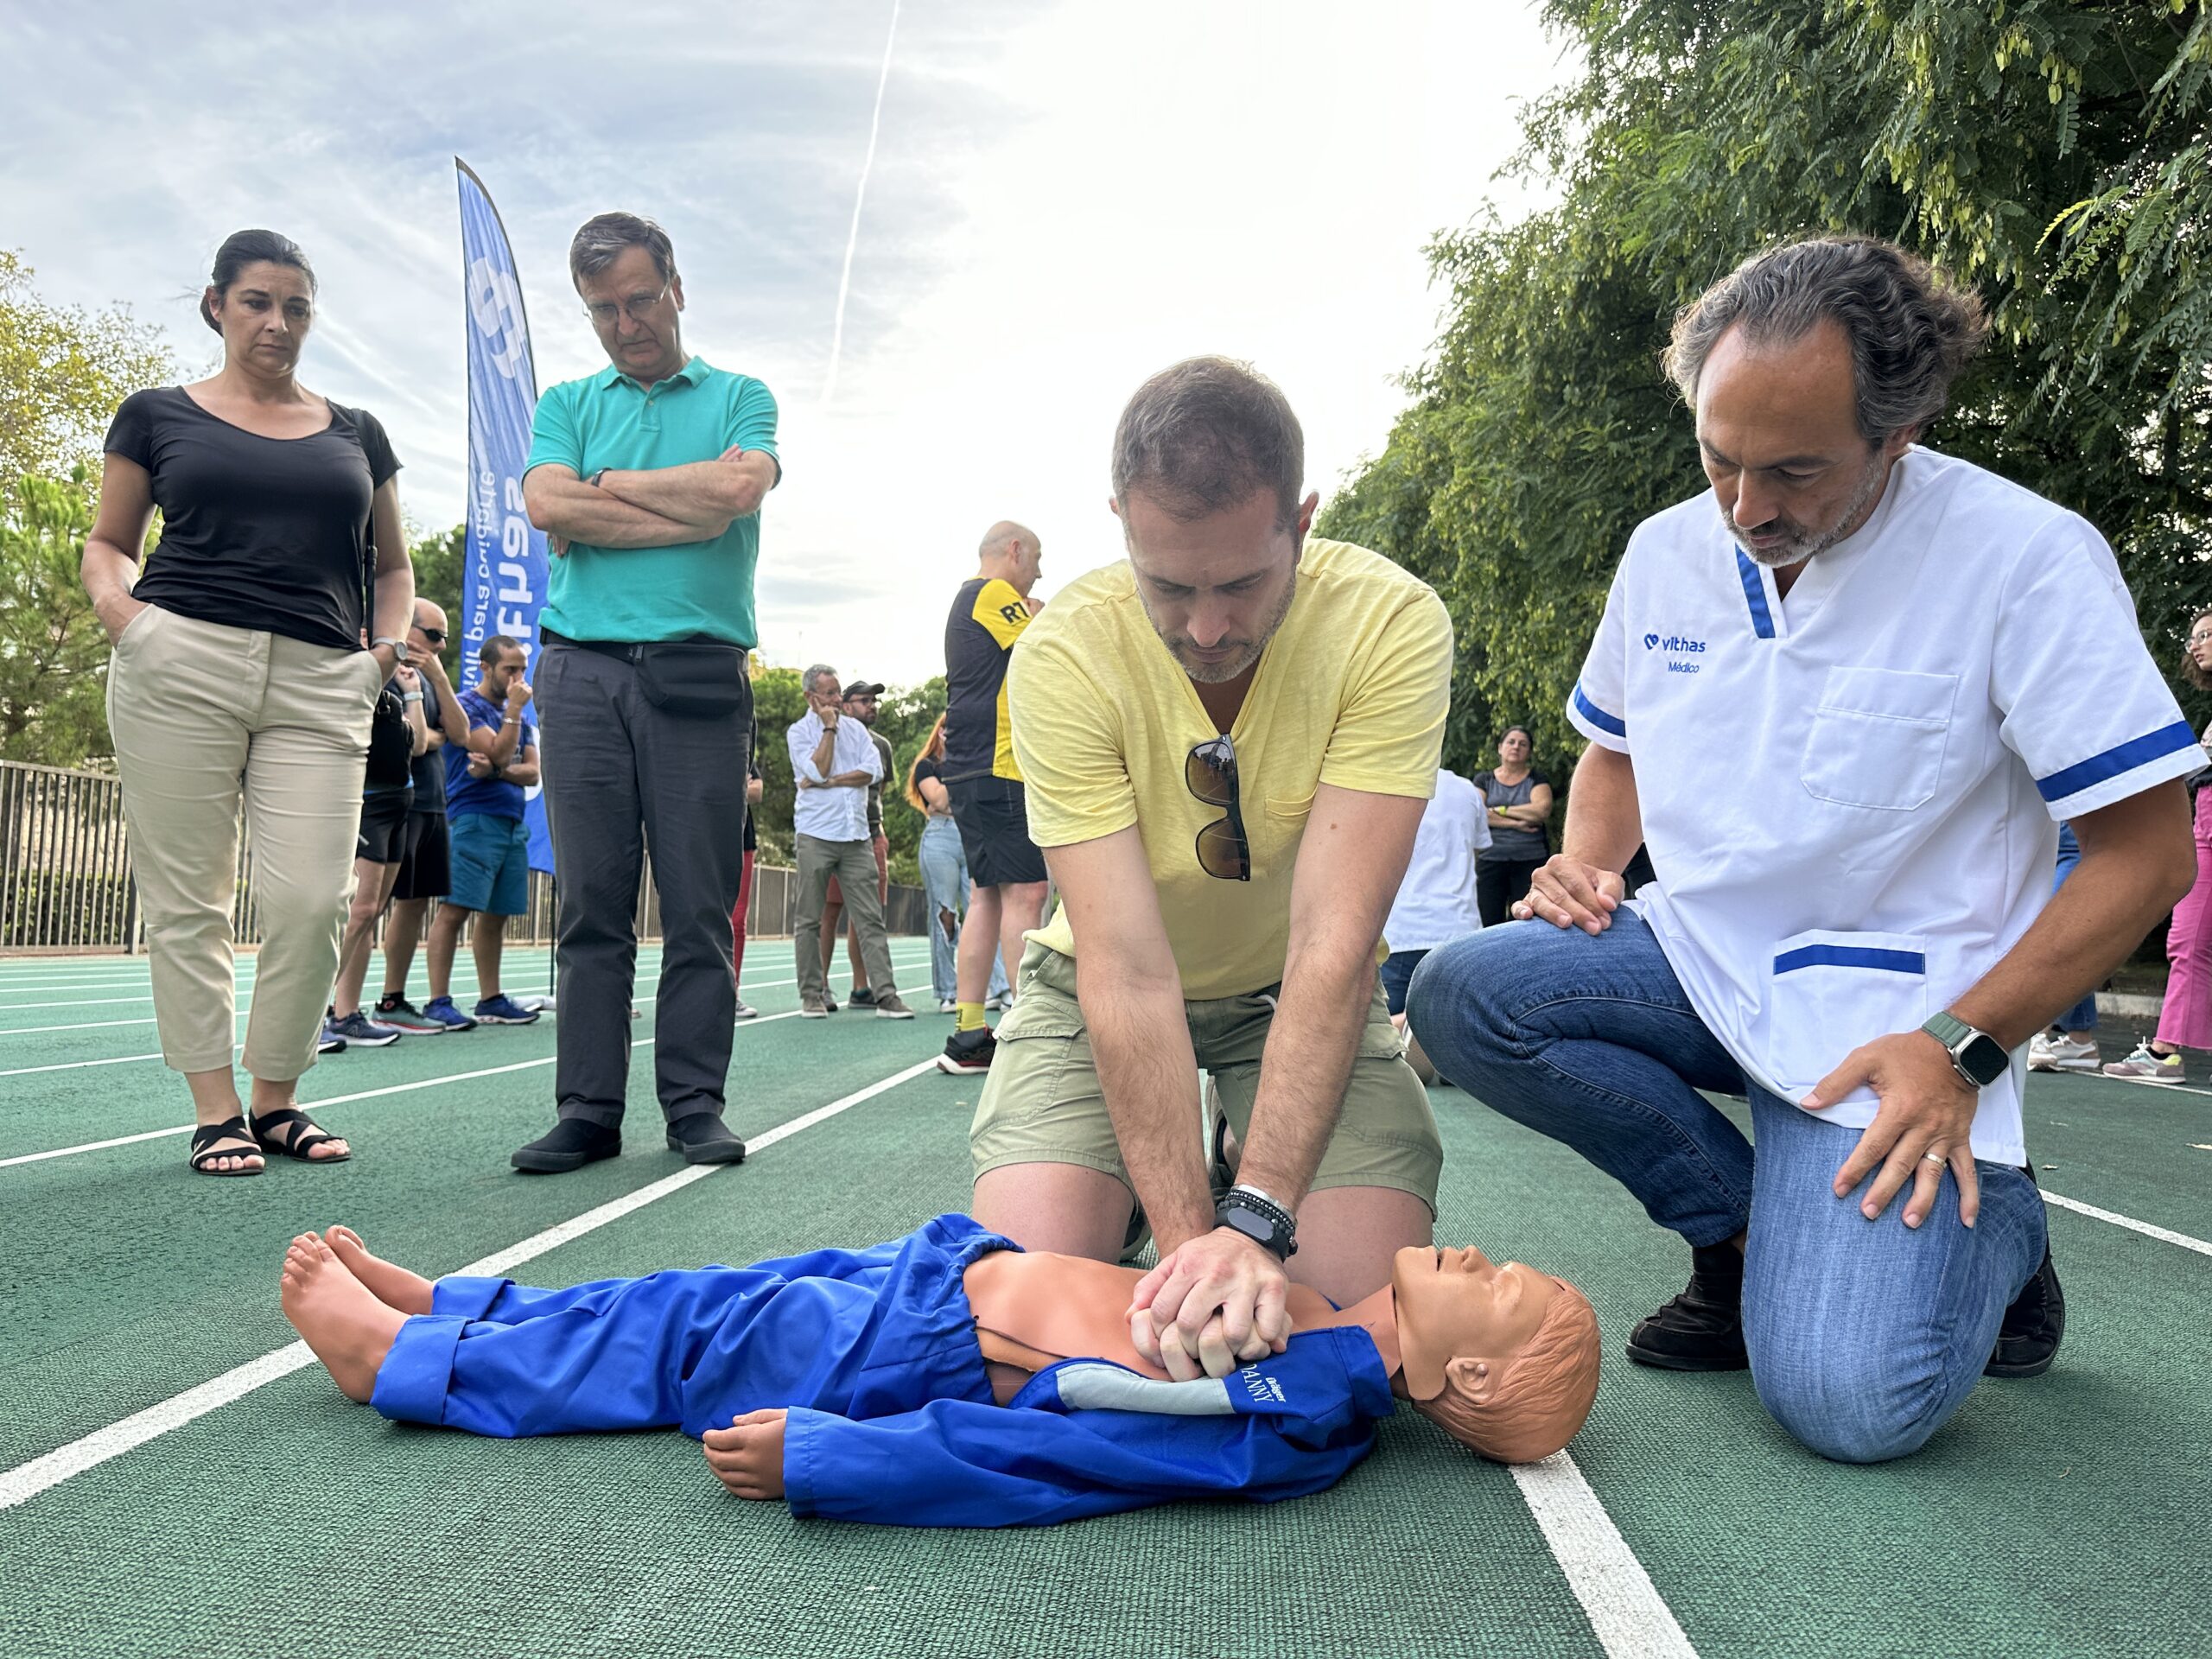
(1986, 1243), (2064, 1377)
(1626, 1243), (1749, 1371)
(510, 1118), (621, 1174)
(665, 1111), (747, 1166)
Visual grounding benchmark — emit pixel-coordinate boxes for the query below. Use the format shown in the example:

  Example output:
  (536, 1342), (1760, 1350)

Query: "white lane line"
(2044, 1191), (2212, 1258)
(0, 951), (929, 1072)
(0, 1012), (798, 1168)
(1511, 1452), (1700, 1659)
(0, 1057), (939, 1511)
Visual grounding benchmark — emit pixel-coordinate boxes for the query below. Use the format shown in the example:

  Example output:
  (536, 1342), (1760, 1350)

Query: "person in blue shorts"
(279, 1214), (1599, 1528)
(424, 634), (542, 1027)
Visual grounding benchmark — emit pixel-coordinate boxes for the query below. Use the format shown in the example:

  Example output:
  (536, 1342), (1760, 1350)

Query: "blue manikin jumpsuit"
(370, 1214), (1396, 1527)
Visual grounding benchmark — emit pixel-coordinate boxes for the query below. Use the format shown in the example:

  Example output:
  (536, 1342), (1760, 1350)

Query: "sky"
(3, 0), (1573, 686)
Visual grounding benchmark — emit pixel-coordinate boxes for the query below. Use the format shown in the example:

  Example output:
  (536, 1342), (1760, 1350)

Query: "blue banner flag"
(455, 159), (555, 874)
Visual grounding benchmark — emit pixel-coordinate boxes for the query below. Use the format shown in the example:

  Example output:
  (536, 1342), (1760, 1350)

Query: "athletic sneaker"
(848, 985), (879, 1008)
(734, 999), (760, 1021)
(801, 994), (832, 1018)
(822, 991), (840, 1014)
(473, 994), (542, 1026)
(937, 1027), (997, 1075)
(326, 1009), (403, 1048)
(937, 999), (957, 1014)
(419, 995), (478, 1033)
(985, 993), (1011, 1013)
(873, 991), (915, 1020)
(375, 994), (447, 1035)
(2101, 1042), (2183, 1083)
(316, 1030), (348, 1055)
(2029, 1033), (2099, 1073)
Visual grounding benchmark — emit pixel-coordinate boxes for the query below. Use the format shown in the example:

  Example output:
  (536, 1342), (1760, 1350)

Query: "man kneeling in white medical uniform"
(1408, 234), (2198, 1462)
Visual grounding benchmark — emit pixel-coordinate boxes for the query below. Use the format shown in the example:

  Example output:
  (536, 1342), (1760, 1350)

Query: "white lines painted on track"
(1512, 1452), (1700, 1659)
(2044, 1190), (2212, 1258)
(0, 1009), (821, 1166)
(0, 1056), (940, 1510)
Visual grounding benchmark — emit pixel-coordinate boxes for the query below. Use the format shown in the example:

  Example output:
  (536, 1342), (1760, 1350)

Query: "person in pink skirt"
(2106, 609), (2212, 1083)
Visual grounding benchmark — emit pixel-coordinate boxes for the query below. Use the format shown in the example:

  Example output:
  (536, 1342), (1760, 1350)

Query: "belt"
(541, 627), (747, 667)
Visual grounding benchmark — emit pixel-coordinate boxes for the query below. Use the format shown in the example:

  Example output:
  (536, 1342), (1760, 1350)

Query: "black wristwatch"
(1215, 1185), (1298, 1261)
(1922, 1012), (2010, 1090)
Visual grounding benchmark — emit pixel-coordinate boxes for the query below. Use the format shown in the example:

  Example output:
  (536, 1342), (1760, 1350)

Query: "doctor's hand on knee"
(1513, 856), (1625, 934)
(1804, 1033), (1981, 1230)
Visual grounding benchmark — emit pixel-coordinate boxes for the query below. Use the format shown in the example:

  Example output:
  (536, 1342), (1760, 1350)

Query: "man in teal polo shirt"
(513, 210), (779, 1175)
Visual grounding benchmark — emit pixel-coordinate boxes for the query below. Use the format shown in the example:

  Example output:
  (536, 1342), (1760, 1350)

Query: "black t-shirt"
(105, 387), (402, 652)
(913, 754), (947, 815)
(410, 708), (448, 815)
(943, 576), (1030, 785)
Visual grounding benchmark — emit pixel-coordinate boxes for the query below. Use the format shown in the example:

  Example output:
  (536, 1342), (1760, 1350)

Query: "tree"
(747, 665), (948, 884)
(407, 523), (466, 683)
(1323, 0), (2212, 768)
(0, 250), (174, 492)
(0, 469), (113, 766)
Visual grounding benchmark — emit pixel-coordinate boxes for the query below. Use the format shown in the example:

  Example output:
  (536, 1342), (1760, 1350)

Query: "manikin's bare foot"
(322, 1225), (436, 1315)
(279, 1234), (406, 1403)
(702, 1408), (789, 1500)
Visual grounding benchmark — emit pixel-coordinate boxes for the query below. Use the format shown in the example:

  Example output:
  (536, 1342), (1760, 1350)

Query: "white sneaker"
(2046, 1035), (2100, 1072)
(937, 1000), (957, 1014)
(2027, 1035), (2058, 1073)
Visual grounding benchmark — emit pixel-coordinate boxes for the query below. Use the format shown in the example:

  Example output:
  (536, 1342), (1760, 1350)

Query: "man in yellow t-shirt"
(970, 356), (1455, 1382)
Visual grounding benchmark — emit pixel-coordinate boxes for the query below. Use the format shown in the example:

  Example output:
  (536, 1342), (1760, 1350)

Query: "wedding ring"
(1922, 1151), (1947, 1166)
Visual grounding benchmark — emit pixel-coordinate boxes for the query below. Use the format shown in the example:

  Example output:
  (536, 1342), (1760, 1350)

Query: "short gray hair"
(1111, 356), (1305, 529)
(802, 663), (838, 696)
(569, 212), (676, 289)
(1663, 235), (1990, 446)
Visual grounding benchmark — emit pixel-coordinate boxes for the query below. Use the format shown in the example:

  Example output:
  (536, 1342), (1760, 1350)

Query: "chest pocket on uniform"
(1800, 667), (1958, 811)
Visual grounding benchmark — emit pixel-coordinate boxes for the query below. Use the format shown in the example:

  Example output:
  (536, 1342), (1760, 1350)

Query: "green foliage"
(407, 523), (467, 683)
(1324, 0), (2212, 767)
(0, 250), (173, 492)
(0, 469), (114, 766)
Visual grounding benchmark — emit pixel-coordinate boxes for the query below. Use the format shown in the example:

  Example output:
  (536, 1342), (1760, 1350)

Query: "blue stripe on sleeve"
(1572, 684), (1626, 738)
(2034, 721), (2200, 803)
(1773, 944), (1926, 976)
(1735, 550), (1776, 639)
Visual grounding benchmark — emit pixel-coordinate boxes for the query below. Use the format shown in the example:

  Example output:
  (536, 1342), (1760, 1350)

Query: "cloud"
(7, 0), (1570, 688)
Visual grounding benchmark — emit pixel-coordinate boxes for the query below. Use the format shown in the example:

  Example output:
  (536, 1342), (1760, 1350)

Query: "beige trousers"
(106, 606), (379, 1080)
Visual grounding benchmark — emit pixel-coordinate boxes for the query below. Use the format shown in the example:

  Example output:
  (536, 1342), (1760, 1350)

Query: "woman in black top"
(1472, 725), (1555, 928)
(82, 229), (415, 1176)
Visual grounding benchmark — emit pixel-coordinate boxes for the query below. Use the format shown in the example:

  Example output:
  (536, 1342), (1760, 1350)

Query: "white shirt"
(788, 711), (882, 843)
(1567, 448), (2198, 1165)
(1384, 769), (1491, 951)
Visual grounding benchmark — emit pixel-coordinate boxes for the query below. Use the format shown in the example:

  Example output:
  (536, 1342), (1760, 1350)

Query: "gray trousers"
(794, 832), (896, 1001)
(537, 641), (750, 1128)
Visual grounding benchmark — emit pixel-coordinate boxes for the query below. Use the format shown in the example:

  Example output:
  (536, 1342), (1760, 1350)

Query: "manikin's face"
(579, 244), (685, 385)
(1391, 1244), (1557, 1402)
(1694, 319), (1906, 569)
(1115, 486), (1318, 684)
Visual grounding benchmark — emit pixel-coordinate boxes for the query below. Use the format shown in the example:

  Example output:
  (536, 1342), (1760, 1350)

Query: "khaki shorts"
(970, 943), (1443, 1249)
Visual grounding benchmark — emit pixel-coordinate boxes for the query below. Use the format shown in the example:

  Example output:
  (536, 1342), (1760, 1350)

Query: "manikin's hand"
(1512, 855), (1624, 934)
(702, 1408), (788, 1499)
(1128, 1227), (1290, 1380)
(1805, 1031), (1982, 1230)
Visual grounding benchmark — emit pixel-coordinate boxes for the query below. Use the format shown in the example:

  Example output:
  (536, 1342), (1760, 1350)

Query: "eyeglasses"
(582, 283), (671, 327)
(1186, 736), (1250, 881)
(418, 627), (448, 645)
(2191, 629), (2212, 645)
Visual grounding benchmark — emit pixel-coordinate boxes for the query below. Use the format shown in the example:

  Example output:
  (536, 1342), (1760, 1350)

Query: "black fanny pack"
(546, 632), (750, 718)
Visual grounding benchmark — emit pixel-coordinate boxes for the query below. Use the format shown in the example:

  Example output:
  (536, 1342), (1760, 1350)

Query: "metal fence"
(0, 758), (922, 953)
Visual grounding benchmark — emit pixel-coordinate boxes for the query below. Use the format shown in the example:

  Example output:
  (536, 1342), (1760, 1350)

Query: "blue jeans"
(1407, 912), (2048, 1463)
(1379, 948), (1429, 1017)
(2051, 825), (2097, 1032)
(918, 817), (1007, 1006)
